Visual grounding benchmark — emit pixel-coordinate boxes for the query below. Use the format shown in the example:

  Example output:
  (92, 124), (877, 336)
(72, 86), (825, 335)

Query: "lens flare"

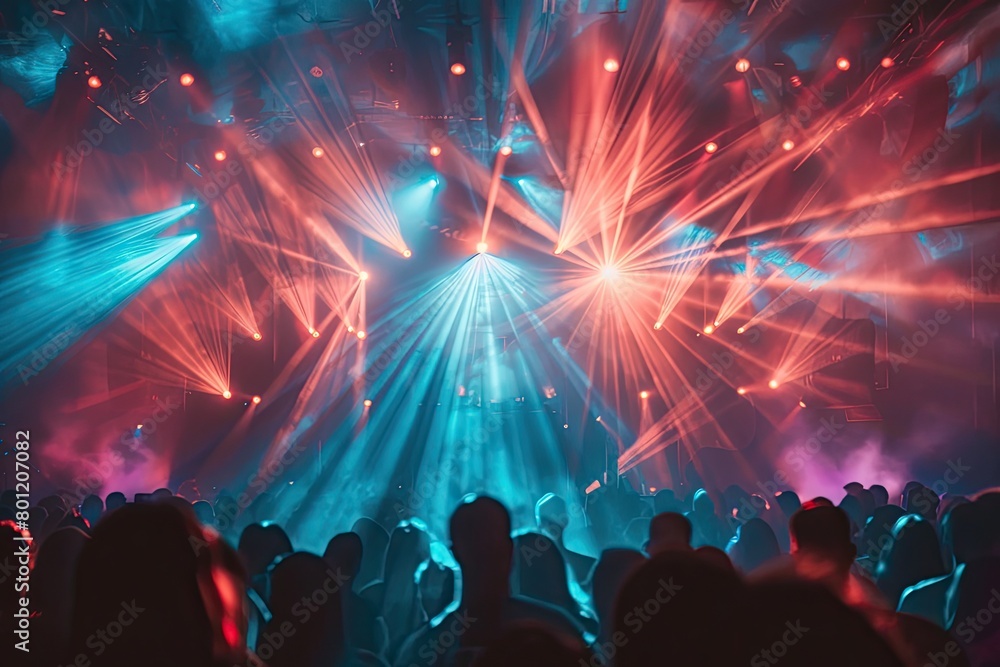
(735, 58), (750, 73)
(450, 63), (466, 76)
(836, 57), (851, 71)
(359, 271), (369, 281)
(179, 73), (195, 87)
(476, 242), (488, 254)
(252, 332), (262, 341)
(603, 58), (620, 72)
(705, 142), (718, 154)
(87, 75), (102, 88)
(429, 145), (442, 157)
(252, 395), (262, 405)
(768, 379), (780, 389)
(222, 390), (232, 399)
(312, 147), (324, 158)
(214, 150), (227, 161)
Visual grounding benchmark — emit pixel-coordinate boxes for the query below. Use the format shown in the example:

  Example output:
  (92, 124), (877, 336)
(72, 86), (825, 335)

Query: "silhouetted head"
(590, 548), (645, 634)
(729, 518), (780, 573)
(105, 492), (126, 512)
(692, 488), (715, 515)
(450, 496), (513, 593)
(351, 517), (389, 590)
(192, 500), (215, 525)
(238, 523), (292, 578)
(323, 532), (363, 581)
(775, 490), (801, 517)
(152, 487), (173, 501)
(876, 514), (946, 607)
(512, 532), (576, 614)
(535, 493), (569, 541)
(790, 506), (856, 580)
(648, 512), (692, 555)
(265, 552), (345, 667)
(869, 484), (889, 507)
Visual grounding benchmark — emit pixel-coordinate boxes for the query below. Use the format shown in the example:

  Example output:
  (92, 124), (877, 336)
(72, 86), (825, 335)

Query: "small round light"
(653, 322), (663, 330)
(768, 379), (780, 389)
(312, 147), (324, 158)
(450, 63), (466, 76)
(214, 150), (227, 161)
(737, 327), (745, 334)
(252, 395), (262, 405)
(429, 145), (442, 157)
(703, 324), (715, 335)
(222, 390), (232, 399)
(563, 424), (569, 429)
(735, 58), (751, 73)
(603, 58), (620, 73)
(836, 57), (851, 71)
(881, 57), (894, 69)
(252, 332), (262, 341)
(640, 390), (649, 399)
(737, 387), (747, 395)
(347, 326), (354, 333)
(359, 271), (369, 281)
(799, 399), (808, 408)
(87, 75), (102, 89)
(499, 145), (512, 156)
(363, 399), (373, 407)
(476, 242), (488, 254)
(402, 249), (412, 258)
(179, 73), (195, 87)
(705, 142), (718, 154)
(356, 330), (367, 340)
(310, 66), (323, 78)
(311, 330), (320, 338)
(781, 139), (795, 151)
(136, 424), (143, 430)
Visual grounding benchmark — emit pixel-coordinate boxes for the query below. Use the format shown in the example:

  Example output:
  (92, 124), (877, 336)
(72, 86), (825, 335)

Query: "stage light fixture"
(252, 332), (262, 341)
(640, 390), (649, 399)
(179, 73), (195, 87)
(222, 390), (232, 399)
(601, 265), (620, 281)
(428, 176), (441, 188)
(705, 142), (718, 154)
(735, 58), (750, 73)
(359, 271), (369, 281)
(402, 249), (412, 258)
(798, 399), (807, 408)
(311, 330), (320, 338)
(312, 147), (324, 158)
(310, 66), (323, 77)
(836, 57), (851, 71)
(476, 242), (488, 254)
(252, 396), (261, 405)
(703, 324), (715, 335)
(429, 145), (442, 157)
(653, 322), (663, 330)
(563, 424), (569, 429)
(357, 330), (367, 340)
(781, 140), (795, 151)
(136, 424), (143, 430)
(768, 379), (780, 389)
(603, 58), (620, 73)
(881, 57), (894, 68)
(87, 75), (102, 88)
(363, 399), (373, 407)
(737, 327), (745, 334)
(214, 150), (227, 161)
(499, 145), (512, 156)
(450, 63), (466, 76)
(737, 387), (747, 395)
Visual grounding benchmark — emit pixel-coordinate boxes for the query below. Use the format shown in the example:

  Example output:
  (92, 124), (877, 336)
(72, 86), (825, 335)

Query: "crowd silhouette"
(1, 474), (999, 666)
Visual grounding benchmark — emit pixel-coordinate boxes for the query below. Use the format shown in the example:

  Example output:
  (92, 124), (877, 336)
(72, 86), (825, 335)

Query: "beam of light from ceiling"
(0, 204), (196, 388)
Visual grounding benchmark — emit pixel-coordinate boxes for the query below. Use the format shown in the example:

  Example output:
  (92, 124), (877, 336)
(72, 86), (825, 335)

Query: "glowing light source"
(363, 399), (373, 407)
(88, 75), (102, 88)
(252, 395), (262, 405)
(179, 73), (195, 87)
(705, 142), (718, 154)
(768, 379), (780, 389)
(347, 326), (354, 333)
(798, 399), (808, 408)
(311, 330), (320, 338)
(359, 271), (369, 281)
(881, 57), (894, 68)
(737, 387), (747, 395)
(781, 140), (795, 151)
(214, 150), (227, 161)
(428, 176), (440, 188)
(136, 424), (143, 430)
(252, 332), (262, 341)
(429, 145), (442, 157)
(356, 330), (367, 340)
(222, 390), (232, 399)
(402, 249), (412, 258)
(836, 57), (851, 71)
(450, 63), (466, 76)
(601, 265), (620, 281)
(735, 58), (751, 73)
(639, 390), (649, 399)
(499, 145), (512, 156)
(476, 242), (488, 254)
(603, 58), (620, 73)
(310, 66), (323, 77)
(312, 147), (324, 158)
(703, 324), (715, 335)
(653, 322), (663, 330)
(737, 327), (745, 334)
